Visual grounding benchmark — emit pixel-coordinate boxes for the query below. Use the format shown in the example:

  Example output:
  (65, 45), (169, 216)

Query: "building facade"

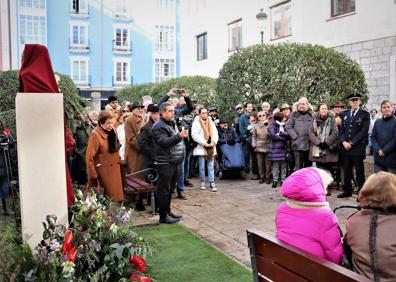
(2, 0), (180, 100)
(180, 0), (396, 108)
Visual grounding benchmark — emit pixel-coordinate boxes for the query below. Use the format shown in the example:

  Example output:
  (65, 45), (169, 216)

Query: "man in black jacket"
(338, 94), (370, 198)
(158, 88), (194, 198)
(152, 102), (189, 224)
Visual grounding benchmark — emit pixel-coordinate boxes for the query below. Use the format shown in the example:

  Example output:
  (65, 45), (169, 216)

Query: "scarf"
(275, 120), (285, 132)
(312, 115), (333, 157)
(199, 117), (216, 159)
(103, 128), (119, 154)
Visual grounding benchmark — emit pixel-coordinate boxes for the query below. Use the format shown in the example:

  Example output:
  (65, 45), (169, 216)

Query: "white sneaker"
(210, 182), (217, 192)
(200, 181), (206, 190)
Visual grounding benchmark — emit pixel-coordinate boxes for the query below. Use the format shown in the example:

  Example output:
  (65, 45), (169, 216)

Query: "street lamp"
(256, 8), (268, 44)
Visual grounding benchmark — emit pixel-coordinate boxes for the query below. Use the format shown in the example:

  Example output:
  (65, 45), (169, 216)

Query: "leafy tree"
(216, 43), (368, 120)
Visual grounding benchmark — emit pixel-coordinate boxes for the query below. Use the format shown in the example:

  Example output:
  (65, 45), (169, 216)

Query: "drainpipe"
(100, 0), (103, 89)
(8, 0), (12, 69)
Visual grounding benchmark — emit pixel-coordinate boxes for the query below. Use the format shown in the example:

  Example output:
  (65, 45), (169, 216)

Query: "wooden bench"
(247, 228), (372, 282)
(124, 168), (158, 215)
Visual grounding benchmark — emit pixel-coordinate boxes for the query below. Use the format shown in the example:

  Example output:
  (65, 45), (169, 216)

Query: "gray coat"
(308, 113), (339, 163)
(285, 110), (313, 151)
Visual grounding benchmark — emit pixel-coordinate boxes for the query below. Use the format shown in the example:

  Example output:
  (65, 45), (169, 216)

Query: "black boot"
(272, 181), (278, 188)
(2, 199), (9, 216)
(259, 178), (265, 184)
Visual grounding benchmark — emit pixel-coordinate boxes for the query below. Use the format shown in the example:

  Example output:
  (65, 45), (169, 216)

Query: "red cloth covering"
(19, 44), (75, 207)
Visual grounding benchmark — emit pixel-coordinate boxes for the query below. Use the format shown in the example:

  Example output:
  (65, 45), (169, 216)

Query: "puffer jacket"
(191, 116), (218, 156)
(152, 117), (185, 164)
(286, 110), (313, 151)
(252, 122), (269, 153)
(268, 122), (289, 161)
(275, 167), (343, 264)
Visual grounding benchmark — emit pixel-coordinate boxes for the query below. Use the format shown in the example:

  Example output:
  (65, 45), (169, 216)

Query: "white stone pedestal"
(16, 93), (68, 249)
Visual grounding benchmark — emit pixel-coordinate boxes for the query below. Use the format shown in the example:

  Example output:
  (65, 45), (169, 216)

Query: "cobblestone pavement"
(133, 175), (359, 268)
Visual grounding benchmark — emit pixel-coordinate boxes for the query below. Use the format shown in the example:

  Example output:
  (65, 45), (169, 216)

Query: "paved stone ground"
(133, 175), (359, 268)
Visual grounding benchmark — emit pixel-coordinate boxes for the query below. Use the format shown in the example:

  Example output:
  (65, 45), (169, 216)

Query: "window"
(115, 0), (128, 17)
(331, 0), (355, 17)
(114, 60), (130, 84)
(70, 23), (88, 48)
(160, 0), (175, 11)
(154, 58), (175, 83)
(228, 20), (242, 52)
(196, 33), (207, 61)
(70, 0), (88, 14)
(19, 15), (46, 46)
(155, 25), (174, 52)
(70, 58), (89, 85)
(113, 27), (130, 51)
(270, 1), (292, 40)
(19, 0), (46, 9)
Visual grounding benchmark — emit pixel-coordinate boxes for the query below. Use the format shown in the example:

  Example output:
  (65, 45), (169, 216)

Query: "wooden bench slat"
(127, 176), (154, 189)
(125, 176), (156, 194)
(255, 255), (309, 282)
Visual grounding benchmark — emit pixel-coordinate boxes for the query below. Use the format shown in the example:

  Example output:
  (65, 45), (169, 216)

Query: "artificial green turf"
(135, 224), (252, 282)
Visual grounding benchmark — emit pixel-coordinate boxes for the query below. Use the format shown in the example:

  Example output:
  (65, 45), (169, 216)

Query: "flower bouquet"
(24, 188), (152, 281)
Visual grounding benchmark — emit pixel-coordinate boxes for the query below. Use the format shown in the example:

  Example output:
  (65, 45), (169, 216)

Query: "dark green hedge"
(0, 109), (16, 137)
(216, 43), (368, 120)
(0, 70), (19, 112)
(116, 76), (217, 107)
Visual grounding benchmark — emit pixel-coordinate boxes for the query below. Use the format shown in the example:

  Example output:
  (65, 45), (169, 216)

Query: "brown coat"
(124, 114), (143, 173)
(86, 126), (124, 201)
(345, 210), (396, 282)
(252, 122), (270, 153)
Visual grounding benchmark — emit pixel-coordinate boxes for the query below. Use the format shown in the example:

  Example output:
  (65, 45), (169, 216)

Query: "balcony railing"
(112, 40), (132, 54)
(73, 75), (91, 87)
(112, 75), (133, 86)
(69, 39), (90, 53)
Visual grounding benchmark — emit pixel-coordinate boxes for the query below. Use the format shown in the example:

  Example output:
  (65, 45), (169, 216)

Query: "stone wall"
(334, 36), (396, 109)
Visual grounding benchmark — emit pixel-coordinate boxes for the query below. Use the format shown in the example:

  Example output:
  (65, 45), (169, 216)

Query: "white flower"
(50, 239), (61, 252)
(110, 223), (118, 233)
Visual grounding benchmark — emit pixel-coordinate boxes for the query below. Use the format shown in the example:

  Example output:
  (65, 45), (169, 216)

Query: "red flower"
(130, 273), (151, 282)
(129, 255), (147, 273)
(2, 128), (11, 136)
(63, 229), (74, 254)
(67, 247), (77, 262)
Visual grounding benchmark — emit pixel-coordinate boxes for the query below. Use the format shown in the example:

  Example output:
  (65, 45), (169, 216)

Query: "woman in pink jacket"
(275, 167), (343, 264)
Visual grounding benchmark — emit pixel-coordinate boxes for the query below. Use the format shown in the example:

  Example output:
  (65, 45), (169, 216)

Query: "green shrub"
(0, 109), (16, 137)
(116, 76), (217, 107)
(216, 43), (368, 120)
(0, 70), (19, 112)
(57, 73), (90, 132)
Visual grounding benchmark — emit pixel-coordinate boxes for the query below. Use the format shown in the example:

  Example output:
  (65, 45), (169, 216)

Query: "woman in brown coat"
(86, 111), (124, 202)
(345, 172), (396, 282)
(252, 111), (271, 184)
(309, 103), (339, 171)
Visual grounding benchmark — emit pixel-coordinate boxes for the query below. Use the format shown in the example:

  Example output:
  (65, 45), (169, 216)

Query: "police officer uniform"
(338, 94), (370, 198)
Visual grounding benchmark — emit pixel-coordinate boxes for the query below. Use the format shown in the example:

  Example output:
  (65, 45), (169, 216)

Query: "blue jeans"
(198, 156), (215, 183)
(177, 151), (186, 192)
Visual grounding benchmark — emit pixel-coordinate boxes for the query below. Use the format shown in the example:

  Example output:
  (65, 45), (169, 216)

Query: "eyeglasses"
(258, 115), (265, 117)
(236, 107), (243, 110)
(122, 110), (129, 113)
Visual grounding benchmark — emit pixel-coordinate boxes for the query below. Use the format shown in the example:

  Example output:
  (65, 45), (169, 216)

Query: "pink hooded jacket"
(275, 167), (343, 264)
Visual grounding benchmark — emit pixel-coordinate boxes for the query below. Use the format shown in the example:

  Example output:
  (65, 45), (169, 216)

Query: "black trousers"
(157, 163), (179, 219)
(343, 155), (365, 194)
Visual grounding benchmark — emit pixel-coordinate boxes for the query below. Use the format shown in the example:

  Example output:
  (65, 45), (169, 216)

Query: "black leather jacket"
(218, 127), (240, 146)
(152, 117), (185, 164)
